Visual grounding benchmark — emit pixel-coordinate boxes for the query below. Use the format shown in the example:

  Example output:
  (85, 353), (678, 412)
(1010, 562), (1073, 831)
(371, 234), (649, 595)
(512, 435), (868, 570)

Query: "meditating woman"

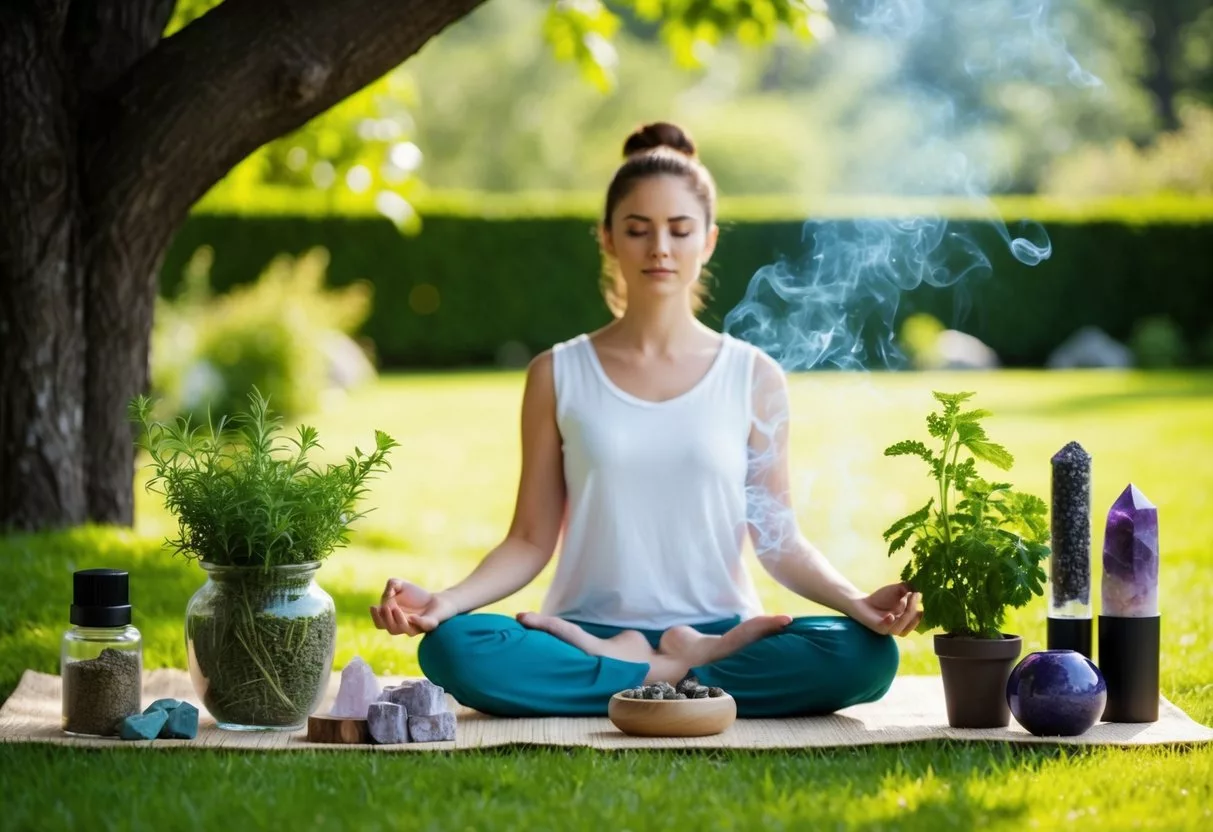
(369, 122), (921, 717)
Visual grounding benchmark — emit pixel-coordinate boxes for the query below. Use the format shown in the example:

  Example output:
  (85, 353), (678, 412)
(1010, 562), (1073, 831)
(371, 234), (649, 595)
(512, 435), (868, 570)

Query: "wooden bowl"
(607, 692), (737, 738)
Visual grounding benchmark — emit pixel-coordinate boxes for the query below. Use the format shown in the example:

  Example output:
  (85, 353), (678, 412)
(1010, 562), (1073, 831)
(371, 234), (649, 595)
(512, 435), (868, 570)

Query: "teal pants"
(418, 613), (899, 717)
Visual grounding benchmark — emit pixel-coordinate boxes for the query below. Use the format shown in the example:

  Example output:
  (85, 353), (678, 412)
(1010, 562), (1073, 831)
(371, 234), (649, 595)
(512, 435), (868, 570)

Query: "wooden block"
(306, 714), (370, 744)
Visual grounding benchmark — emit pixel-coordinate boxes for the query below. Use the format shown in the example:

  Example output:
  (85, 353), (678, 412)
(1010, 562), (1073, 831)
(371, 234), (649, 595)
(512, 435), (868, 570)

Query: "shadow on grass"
(999, 373), (1213, 417)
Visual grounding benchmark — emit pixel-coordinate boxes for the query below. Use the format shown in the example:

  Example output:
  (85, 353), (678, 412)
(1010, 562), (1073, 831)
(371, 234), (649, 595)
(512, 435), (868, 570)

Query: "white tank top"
(540, 332), (766, 630)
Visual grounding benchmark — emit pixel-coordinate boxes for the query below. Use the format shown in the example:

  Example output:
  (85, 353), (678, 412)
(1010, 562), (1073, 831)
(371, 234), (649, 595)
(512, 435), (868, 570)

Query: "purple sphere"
(1006, 650), (1107, 737)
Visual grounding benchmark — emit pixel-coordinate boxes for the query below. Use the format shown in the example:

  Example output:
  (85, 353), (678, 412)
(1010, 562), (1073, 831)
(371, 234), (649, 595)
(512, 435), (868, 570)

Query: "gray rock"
(379, 679), (446, 716)
(367, 702), (408, 744)
(1046, 326), (1133, 369)
(323, 332), (377, 390)
(936, 330), (1000, 370)
(408, 711), (456, 743)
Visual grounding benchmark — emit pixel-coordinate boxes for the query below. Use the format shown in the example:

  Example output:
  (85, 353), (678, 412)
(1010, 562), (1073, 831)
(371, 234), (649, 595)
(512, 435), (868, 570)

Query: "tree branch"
(81, 0), (489, 243)
(64, 0), (177, 103)
(72, 0), (489, 523)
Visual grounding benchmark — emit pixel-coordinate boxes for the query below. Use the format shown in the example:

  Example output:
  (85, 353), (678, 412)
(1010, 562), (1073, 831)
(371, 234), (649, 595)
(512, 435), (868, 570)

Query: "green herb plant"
(129, 388), (398, 726)
(130, 388), (398, 568)
(882, 392), (1051, 639)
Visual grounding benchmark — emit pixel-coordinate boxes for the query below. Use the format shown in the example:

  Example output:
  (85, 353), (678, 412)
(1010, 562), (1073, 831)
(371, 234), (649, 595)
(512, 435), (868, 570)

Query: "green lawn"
(3, 369), (1212, 831)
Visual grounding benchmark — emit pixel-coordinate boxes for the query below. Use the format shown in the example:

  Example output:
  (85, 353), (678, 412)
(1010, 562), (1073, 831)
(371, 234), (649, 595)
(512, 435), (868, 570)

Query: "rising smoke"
(736, 0), (1103, 561)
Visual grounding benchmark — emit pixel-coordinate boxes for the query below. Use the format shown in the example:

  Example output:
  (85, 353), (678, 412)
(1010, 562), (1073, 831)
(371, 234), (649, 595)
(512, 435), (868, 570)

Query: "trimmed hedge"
(162, 206), (1213, 368)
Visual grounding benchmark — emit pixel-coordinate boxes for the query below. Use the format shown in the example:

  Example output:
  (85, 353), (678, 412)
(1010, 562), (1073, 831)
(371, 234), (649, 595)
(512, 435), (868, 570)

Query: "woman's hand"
(849, 583), (922, 637)
(369, 579), (458, 636)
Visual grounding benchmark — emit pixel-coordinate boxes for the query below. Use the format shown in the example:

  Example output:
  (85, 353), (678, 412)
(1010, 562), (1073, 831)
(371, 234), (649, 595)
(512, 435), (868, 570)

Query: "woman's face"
(602, 175), (718, 309)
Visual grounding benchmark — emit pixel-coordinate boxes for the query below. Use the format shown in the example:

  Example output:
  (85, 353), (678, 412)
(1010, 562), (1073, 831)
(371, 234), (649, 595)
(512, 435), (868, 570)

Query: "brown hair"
(600, 122), (718, 317)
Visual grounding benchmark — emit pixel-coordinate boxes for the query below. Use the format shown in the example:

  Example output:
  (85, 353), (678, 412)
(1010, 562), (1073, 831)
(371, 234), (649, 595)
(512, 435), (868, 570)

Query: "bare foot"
(658, 614), (792, 667)
(515, 612), (655, 664)
(515, 612), (792, 688)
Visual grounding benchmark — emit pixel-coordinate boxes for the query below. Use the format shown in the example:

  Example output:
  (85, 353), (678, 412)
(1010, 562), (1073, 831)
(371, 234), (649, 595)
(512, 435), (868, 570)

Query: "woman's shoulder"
(552, 332), (593, 353)
(721, 333), (781, 372)
(734, 338), (785, 391)
(531, 332), (593, 378)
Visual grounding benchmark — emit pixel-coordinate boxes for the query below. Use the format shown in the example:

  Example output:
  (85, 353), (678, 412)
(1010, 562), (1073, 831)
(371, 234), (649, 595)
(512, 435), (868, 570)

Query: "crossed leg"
(515, 612), (793, 685)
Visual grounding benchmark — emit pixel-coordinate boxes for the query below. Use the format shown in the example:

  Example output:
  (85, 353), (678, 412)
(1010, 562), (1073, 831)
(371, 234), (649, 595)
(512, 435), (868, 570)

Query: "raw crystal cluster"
(329, 657), (381, 718)
(1050, 441), (1092, 615)
(329, 656), (456, 743)
(1101, 484), (1159, 617)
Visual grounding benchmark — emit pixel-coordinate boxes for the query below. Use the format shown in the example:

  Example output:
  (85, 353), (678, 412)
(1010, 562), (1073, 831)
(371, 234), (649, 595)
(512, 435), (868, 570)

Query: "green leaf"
(932, 391), (975, 414)
(881, 499), (934, 542)
(963, 439), (1015, 470)
(926, 412), (949, 440)
(955, 408), (994, 423)
(886, 528), (914, 555)
(882, 389), (1049, 637)
(544, 1), (622, 92)
(883, 440), (936, 463)
(128, 387), (397, 568)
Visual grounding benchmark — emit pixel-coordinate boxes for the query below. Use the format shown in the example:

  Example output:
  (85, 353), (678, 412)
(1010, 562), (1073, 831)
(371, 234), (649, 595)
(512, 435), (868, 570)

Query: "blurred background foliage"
(152, 246), (375, 422)
(196, 0), (1213, 207)
(151, 0), (1213, 421)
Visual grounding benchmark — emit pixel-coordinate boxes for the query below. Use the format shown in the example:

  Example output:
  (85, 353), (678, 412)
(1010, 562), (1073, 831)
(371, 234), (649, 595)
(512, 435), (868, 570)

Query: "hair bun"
(622, 122), (697, 159)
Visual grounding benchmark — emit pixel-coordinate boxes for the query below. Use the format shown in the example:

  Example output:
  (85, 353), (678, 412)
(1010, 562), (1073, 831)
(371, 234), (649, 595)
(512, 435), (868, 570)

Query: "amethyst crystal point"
(1102, 484), (1159, 617)
(1050, 441), (1092, 615)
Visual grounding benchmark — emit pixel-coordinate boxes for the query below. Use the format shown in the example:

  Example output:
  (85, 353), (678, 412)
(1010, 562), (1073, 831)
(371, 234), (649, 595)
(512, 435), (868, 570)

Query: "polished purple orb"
(1006, 650), (1107, 737)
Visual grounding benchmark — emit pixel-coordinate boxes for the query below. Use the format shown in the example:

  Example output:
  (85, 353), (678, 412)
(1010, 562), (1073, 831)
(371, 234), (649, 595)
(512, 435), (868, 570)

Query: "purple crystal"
(1101, 484), (1159, 617)
(1007, 650), (1106, 736)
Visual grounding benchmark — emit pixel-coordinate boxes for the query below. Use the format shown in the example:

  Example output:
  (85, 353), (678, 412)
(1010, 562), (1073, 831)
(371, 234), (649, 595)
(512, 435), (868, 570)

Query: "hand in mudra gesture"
(850, 582), (922, 637)
(369, 578), (457, 636)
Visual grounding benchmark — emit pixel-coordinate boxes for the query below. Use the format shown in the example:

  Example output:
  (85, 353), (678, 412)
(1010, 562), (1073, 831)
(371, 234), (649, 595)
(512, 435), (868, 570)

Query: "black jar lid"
(71, 569), (132, 628)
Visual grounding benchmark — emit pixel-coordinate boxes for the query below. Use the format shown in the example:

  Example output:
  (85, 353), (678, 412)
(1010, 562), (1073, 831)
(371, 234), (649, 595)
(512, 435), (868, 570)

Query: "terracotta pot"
(934, 633), (1022, 728)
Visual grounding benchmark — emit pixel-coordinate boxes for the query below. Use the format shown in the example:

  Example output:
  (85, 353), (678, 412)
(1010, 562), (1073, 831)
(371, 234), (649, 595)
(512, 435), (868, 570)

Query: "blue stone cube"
(144, 698), (183, 715)
(120, 710), (168, 741)
(159, 702), (199, 740)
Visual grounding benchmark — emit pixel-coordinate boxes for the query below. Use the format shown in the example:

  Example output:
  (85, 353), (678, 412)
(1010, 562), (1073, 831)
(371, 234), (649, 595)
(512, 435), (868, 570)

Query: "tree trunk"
(1, 0), (489, 530)
(1145, 0), (1180, 131)
(0, 4), (88, 531)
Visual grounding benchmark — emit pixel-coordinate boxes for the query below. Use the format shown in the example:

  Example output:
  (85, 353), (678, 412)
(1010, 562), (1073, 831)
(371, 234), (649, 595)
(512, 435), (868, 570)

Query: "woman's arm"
(371, 351), (566, 635)
(745, 352), (919, 635)
(437, 350), (567, 614)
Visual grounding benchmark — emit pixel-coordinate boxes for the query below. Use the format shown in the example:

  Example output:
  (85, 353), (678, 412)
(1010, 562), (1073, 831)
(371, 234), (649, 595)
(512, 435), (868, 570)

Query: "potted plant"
(130, 389), (397, 731)
(882, 391), (1050, 728)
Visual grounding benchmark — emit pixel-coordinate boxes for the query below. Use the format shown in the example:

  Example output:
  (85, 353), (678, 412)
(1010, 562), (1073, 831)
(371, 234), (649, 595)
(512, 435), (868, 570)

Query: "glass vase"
(185, 562), (336, 731)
